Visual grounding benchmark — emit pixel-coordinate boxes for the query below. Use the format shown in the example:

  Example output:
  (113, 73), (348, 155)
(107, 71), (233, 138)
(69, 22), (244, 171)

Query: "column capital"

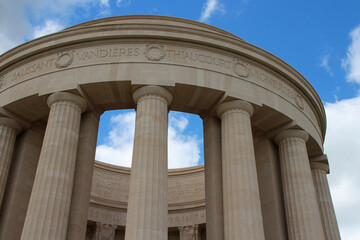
(0, 117), (22, 134)
(310, 162), (329, 174)
(47, 92), (87, 112)
(274, 129), (309, 145)
(216, 100), (254, 118)
(133, 85), (173, 105)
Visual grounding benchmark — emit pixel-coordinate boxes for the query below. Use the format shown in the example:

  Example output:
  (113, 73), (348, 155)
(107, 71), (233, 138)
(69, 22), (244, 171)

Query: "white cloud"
(100, 0), (110, 8)
(324, 96), (360, 240)
(168, 113), (201, 168)
(0, 0), (32, 54)
(342, 25), (360, 84)
(199, 0), (225, 23)
(95, 111), (201, 169)
(116, 0), (131, 7)
(33, 20), (64, 39)
(96, 112), (136, 167)
(0, 0), (113, 55)
(320, 54), (334, 76)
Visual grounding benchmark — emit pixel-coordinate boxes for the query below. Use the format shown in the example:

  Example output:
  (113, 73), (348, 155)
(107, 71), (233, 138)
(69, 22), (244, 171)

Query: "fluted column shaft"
(21, 92), (87, 240)
(217, 100), (265, 240)
(311, 161), (341, 240)
(274, 130), (325, 240)
(203, 117), (224, 240)
(67, 111), (100, 240)
(0, 117), (21, 209)
(124, 86), (172, 240)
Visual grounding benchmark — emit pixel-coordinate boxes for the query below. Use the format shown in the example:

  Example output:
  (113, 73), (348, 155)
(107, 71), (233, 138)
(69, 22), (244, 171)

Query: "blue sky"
(1, 0), (360, 239)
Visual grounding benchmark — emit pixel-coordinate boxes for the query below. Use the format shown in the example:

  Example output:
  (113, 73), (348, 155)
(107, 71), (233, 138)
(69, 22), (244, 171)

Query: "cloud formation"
(95, 111), (201, 169)
(342, 25), (360, 84)
(0, 0), (119, 55)
(199, 0), (225, 23)
(320, 54), (334, 76)
(325, 97), (360, 240)
(33, 20), (64, 39)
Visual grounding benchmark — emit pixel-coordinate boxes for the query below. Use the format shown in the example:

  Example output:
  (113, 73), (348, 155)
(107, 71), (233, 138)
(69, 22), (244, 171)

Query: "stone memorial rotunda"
(0, 15), (341, 240)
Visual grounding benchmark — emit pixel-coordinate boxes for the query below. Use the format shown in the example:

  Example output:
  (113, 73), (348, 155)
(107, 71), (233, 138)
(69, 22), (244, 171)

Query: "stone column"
(216, 100), (265, 240)
(0, 117), (22, 209)
(67, 111), (100, 240)
(274, 130), (325, 240)
(310, 159), (341, 240)
(0, 125), (44, 240)
(178, 225), (200, 240)
(124, 85), (172, 240)
(21, 92), (87, 240)
(92, 223), (117, 240)
(203, 117), (224, 240)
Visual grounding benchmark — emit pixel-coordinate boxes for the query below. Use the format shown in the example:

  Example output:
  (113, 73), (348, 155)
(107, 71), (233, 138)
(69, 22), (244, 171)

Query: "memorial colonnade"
(0, 86), (339, 240)
(0, 15), (341, 240)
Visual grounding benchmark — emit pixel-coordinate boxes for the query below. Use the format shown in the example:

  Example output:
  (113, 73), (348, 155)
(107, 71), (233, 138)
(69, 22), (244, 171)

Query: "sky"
(1, 0), (360, 239)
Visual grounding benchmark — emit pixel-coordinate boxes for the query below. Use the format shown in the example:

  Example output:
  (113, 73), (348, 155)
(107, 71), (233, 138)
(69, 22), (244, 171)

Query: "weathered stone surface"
(21, 92), (86, 240)
(0, 15), (339, 240)
(124, 86), (172, 240)
(310, 157), (341, 240)
(217, 100), (265, 240)
(275, 130), (325, 240)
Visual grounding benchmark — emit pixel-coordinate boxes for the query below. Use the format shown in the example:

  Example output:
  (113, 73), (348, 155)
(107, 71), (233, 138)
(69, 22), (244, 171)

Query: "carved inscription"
(91, 167), (205, 204)
(88, 206), (126, 225)
(246, 67), (318, 125)
(91, 169), (130, 202)
(0, 46), (140, 90)
(165, 49), (234, 71)
(168, 176), (205, 203)
(0, 58), (55, 88)
(0, 43), (319, 130)
(75, 47), (140, 61)
(88, 204), (206, 227)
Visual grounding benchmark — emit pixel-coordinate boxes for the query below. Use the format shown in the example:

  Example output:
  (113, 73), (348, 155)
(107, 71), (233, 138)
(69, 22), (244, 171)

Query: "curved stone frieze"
(0, 43), (321, 141)
(0, 15), (326, 154)
(90, 162), (205, 209)
(89, 162), (206, 227)
(88, 204), (206, 228)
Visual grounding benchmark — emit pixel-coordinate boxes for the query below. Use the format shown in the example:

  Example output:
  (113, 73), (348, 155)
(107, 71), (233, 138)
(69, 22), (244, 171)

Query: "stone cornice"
(0, 16), (325, 140)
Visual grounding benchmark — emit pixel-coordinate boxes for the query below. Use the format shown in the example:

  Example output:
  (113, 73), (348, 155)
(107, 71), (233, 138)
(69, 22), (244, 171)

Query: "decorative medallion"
(295, 94), (305, 110)
(233, 59), (250, 78)
(144, 44), (166, 61)
(55, 50), (74, 69)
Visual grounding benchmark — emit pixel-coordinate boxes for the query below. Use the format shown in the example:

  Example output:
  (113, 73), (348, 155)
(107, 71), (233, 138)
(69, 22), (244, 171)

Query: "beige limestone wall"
(0, 117), (22, 209)
(67, 111), (100, 240)
(89, 163), (206, 228)
(217, 100), (265, 240)
(90, 162), (205, 211)
(21, 92), (87, 240)
(0, 15), (335, 240)
(254, 137), (288, 240)
(0, 125), (44, 240)
(203, 117), (224, 240)
(275, 130), (325, 240)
